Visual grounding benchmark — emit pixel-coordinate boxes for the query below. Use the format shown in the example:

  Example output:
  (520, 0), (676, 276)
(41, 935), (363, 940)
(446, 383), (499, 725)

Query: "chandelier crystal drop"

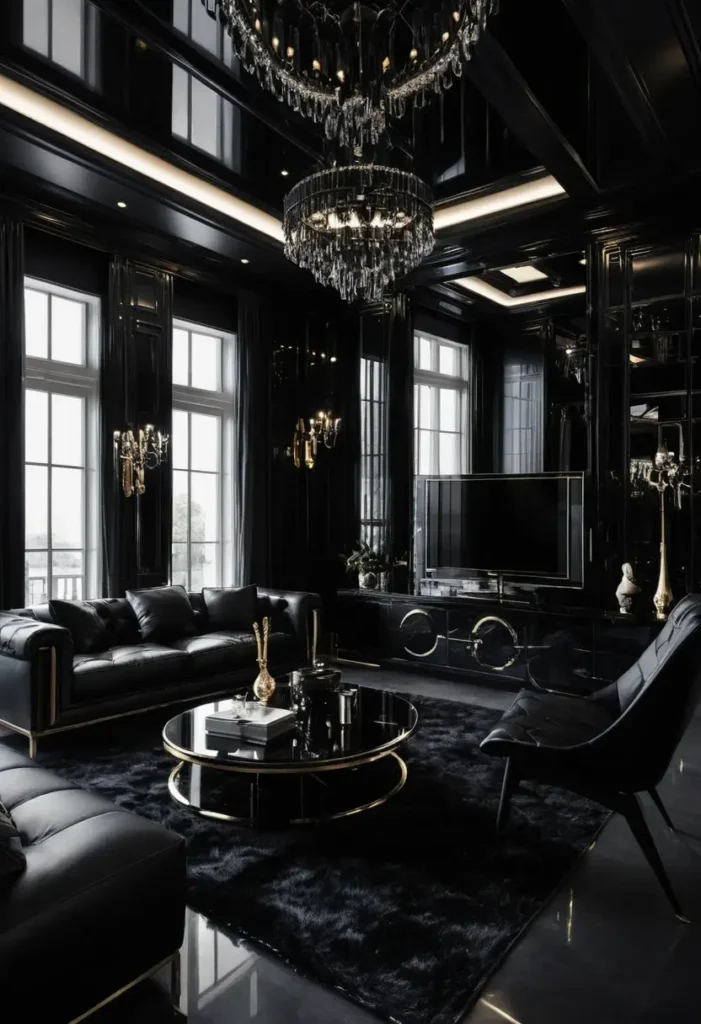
(203, 0), (498, 145)
(283, 164), (434, 302)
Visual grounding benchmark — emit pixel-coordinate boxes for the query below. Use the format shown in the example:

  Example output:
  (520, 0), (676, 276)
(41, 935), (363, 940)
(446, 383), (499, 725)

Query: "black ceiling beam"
(90, 0), (323, 164)
(560, 0), (668, 157)
(463, 33), (598, 201)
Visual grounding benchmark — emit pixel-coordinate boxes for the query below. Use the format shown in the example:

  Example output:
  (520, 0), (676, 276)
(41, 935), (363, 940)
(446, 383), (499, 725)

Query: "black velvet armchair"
(480, 594), (701, 919)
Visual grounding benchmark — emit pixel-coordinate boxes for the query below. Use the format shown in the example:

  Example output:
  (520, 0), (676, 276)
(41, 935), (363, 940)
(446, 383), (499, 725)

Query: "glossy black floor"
(42, 668), (701, 1022)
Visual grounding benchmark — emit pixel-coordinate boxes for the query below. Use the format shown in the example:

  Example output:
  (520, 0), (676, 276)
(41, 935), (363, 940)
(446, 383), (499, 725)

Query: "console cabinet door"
(387, 602), (448, 666)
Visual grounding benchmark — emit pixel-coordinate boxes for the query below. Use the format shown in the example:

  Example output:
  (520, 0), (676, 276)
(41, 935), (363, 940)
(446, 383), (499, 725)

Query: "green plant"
(341, 541), (393, 575)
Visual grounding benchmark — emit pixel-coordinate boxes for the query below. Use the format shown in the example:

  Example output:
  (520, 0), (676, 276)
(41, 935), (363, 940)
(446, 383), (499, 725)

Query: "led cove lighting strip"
(456, 275), (586, 307)
(0, 75), (566, 246)
(0, 73), (284, 243)
(433, 175), (566, 231)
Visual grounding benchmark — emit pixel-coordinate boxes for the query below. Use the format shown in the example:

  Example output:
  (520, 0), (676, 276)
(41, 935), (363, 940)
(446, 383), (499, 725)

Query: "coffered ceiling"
(0, 0), (700, 303)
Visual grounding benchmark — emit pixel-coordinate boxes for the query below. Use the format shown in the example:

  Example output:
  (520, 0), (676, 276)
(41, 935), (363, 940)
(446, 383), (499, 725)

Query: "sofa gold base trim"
(69, 951), (182, 1023)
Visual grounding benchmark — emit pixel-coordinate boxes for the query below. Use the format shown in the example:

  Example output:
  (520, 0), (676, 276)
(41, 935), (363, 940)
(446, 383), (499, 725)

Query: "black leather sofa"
(0, 743), (185, 1021)
(0, 587), (320, 755)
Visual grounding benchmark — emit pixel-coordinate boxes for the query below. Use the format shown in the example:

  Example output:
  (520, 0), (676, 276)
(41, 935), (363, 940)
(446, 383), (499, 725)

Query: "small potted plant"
(341, 541), (394, 591)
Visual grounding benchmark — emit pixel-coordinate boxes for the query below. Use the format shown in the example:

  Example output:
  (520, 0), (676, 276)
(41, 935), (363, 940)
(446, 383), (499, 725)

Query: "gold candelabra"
(290, 411), (341, 469)
(630, 443), (687, 621)
(113, 425), (169, 498)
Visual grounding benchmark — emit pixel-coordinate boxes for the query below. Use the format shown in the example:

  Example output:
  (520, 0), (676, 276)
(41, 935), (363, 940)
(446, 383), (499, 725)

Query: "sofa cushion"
(169, 630), (296, 678)
(72, 644), (191, 701)
(126, 585), (196, 644)
(0, 800), (25, 886)
(202, 585), (258, 632)
(48, 599), (108, 654)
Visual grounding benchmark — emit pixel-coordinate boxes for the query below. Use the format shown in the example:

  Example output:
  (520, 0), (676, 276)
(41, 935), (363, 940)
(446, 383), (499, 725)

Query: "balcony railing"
(26, 576), (83, 606)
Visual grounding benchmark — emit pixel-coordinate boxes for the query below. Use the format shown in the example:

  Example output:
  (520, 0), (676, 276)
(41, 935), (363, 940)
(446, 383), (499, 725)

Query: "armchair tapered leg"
(496, 758), (519, 834)
(648, 788), (675, 831)
(623, 794), (687, 921)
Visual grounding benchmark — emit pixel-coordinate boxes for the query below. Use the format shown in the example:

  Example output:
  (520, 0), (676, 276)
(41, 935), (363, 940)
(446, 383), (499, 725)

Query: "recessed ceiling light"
(241, 258), (250, 264)
(579, 257), (587, 265)
(281, 169), (289, 176)
(117, 201), (127, 208)
(629, 354), (646, 364)
(455, 276), (586, 307)
(500, 265), (548, 284)
(330, 356), (337, 362)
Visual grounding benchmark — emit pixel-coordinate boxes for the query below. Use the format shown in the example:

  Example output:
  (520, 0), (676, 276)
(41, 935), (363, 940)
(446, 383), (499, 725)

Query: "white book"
(205, 704), (295, 743)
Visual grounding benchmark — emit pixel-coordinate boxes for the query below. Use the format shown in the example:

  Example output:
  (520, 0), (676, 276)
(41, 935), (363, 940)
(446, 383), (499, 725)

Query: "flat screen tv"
(417, 473), (584, 587)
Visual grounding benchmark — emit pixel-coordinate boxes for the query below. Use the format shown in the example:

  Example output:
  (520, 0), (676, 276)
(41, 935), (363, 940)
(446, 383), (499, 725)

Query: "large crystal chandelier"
(283, 164), (434, 302)
(203, 0), (498, 145)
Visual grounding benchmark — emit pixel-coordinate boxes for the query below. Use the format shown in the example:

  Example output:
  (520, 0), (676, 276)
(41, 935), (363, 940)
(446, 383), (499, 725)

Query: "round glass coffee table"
(162, 682), (418, 826)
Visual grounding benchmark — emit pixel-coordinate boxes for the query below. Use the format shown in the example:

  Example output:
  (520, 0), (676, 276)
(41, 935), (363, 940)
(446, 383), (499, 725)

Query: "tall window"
(502, 355), (544, 474)
(23, 279), (100, 605)
(22, 0), (99, 85)
(360, 357), (388, 551)
(172, 320), (235, 591)
(172, 0), (242, 172)
(414, 332), (470, 475)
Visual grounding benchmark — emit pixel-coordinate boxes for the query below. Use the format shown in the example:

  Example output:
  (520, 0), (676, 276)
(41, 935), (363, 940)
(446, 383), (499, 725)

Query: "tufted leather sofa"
(0, 743), (185, 1020)
(0, 587), (320, 754)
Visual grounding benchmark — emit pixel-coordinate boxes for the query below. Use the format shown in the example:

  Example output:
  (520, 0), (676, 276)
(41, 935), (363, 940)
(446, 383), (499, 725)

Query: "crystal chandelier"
(113, 425), (169, 498)
(203, 0), (498, 145)
(283, 164), (433, 301)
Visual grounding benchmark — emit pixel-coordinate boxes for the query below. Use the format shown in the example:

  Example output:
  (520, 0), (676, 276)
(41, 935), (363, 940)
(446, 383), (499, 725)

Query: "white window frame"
(171, 0), (241, 171)
(22, 0), (99, 86)
(24, 276), (101, 605)
(413, 331), (471, 476)
(172, 318), (236, 591)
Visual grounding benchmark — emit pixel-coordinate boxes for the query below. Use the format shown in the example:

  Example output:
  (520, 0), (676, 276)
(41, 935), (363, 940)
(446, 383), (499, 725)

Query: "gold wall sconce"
(114, 424), (169, 497)
(290, 411), (342, 469)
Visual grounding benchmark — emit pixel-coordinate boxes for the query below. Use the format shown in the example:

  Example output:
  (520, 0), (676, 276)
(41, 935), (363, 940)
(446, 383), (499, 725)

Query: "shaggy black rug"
(34, 695), (607, 1024)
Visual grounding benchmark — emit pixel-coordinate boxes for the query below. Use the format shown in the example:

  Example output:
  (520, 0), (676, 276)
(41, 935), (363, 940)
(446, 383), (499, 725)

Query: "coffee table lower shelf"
(167, 752), (407, 826)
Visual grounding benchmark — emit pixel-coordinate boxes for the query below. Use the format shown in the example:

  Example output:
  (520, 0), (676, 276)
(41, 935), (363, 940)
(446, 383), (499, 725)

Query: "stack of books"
(205, 704), (295, 745)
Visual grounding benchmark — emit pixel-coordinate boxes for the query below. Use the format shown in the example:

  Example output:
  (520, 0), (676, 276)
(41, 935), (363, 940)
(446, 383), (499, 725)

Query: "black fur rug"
(35, 695), (607, 1024)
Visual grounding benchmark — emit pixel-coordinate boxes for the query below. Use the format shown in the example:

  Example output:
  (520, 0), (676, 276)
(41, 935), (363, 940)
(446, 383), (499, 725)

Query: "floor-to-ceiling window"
(23, 278), (100, 605)
(172, 319), (235, 590)
(413, 331), (470, 475)
(22, 0), (99, 86)
(359, 356), (388, 551)
(171, 0), (242, 172)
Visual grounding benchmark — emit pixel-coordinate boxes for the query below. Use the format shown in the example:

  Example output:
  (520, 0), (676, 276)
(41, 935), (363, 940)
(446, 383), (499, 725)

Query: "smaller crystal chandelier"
(284, 164), (434, 302)
(290, 411), (342, 469)
(114, 425), (169, 498)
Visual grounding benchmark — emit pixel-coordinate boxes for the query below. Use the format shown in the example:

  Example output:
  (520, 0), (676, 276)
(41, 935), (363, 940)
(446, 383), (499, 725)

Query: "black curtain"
(0, 217), (25, 608)
(234, 290), (272, 585)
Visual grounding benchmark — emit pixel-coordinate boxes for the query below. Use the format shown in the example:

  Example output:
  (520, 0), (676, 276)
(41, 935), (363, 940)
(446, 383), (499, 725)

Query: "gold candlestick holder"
(252, 617), (276, 704)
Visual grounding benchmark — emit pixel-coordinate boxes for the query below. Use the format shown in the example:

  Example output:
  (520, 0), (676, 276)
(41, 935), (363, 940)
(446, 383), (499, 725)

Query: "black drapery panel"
(0, 217), (25, 608)
(386, 293), (414, 573)
(234, 290), (272, 585)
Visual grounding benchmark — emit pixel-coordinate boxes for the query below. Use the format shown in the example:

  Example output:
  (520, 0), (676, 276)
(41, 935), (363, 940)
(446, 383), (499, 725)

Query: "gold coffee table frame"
(163, 710), (416, 826)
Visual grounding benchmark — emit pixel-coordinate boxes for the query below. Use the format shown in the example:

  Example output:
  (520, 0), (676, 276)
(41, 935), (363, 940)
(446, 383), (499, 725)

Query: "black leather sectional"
(0, 743), (185, 1020)
(0, 585), (320, 753)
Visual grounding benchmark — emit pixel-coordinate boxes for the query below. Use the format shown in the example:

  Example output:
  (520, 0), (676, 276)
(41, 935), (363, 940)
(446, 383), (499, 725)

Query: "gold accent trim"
(470, 615), (521, 672)
(168, 751), (407, 824)
(31, 685), (240, 738)
(68, 952), (179, 1023)
(335, 656), (382, 668)
(0, 717), (31, 738)
(49, 646), (58, 724)
(28, 735), (37, 758)
(399, 608), (439, 658)
(163, 722), (415, 773)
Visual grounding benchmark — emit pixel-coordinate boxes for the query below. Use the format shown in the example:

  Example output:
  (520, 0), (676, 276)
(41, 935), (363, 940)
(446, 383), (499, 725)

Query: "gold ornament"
(252, 617), (276, 704)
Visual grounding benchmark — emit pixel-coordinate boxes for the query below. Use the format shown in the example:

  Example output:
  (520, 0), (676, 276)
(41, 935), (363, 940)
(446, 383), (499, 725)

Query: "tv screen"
(422, 475), (583, 581)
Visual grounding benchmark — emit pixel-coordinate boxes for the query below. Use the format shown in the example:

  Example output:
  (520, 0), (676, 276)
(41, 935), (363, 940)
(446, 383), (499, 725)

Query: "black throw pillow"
(125, 585), (197, 644)
(49, 599), (108, 654)
(0, 800), (26, 886)
(202, 585), (258, 632)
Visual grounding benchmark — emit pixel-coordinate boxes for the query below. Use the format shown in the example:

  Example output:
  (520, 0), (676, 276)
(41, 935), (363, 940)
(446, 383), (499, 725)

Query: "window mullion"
(47, 391), (53, 601)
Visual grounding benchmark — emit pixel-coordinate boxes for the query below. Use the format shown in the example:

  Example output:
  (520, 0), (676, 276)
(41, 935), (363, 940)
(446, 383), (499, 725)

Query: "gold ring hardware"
(468, 615), (522, 671)
(399, 608), (440, 657)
